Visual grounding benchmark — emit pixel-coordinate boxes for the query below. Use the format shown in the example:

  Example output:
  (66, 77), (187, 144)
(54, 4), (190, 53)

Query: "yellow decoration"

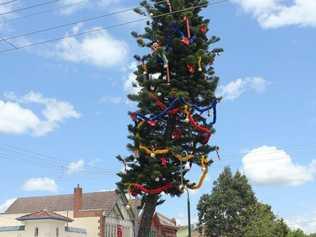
(135, 121), (144, 141)
(183, 105), (190, 122)
(190, 156), (209, 190)
(139, 145), (170, 157)
(173, 152), (194, 162)
(198, 56), (202, 72)
(142, 62), (148, 75)
(125, 183), (134, 209)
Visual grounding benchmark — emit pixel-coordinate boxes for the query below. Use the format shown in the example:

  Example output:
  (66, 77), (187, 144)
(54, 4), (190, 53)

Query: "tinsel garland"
(130, 182), (173, 195)
(130, 97), (184, 122)
(138, 144), (199, 163)
(139, 145), (170, 158)
(173, 152), (194, 162)
(190, 156), (209, 190)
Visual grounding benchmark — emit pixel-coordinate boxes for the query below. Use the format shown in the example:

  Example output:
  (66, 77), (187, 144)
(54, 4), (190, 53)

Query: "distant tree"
(197, 167), (257, 237)
(197, 167), (297, 237)
(287, 229), (307, 237)
(244, 203), (289, 237)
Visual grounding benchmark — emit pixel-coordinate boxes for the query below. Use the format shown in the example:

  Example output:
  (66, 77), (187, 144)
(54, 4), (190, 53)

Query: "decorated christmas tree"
(117, 1), (222, 236)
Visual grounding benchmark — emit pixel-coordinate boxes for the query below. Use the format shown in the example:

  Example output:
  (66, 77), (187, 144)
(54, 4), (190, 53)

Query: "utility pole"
(187, 189), (192, 237)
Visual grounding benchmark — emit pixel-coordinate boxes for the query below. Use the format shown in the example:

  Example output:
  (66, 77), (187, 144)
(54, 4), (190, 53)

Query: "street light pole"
(187, 189), (192, 237)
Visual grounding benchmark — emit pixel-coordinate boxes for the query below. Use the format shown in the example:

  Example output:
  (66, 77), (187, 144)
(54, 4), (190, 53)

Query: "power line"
(0, 145), (116, 175)
(0, 0), (19, 6)
(0, 0), (229, 54)
(0, 36), (17, 48)
(0, 0), (170, 42)
(0, 6), (145, 42)
(0, 0), (60, 17)
(2, 0), (87, 23)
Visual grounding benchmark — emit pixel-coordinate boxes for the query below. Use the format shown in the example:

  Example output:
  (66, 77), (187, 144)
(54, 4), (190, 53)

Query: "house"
(0, 185), (178, 237)
(0, 210), (86, 237)
(150, 213), (178, 237)
(1, 185), (136, 237)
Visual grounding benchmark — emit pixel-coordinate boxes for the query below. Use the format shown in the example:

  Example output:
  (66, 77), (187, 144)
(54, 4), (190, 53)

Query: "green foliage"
(197, 167), (257, 237)
(117, 0), (222, 203)
(117, 1), (223, 236)
(244, 203), (289, 237)
(197, 167), (303, 237)
(287, 229), (307, 237)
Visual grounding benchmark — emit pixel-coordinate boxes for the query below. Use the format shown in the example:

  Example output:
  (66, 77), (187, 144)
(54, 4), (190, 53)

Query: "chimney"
(73, 184), (82, 217)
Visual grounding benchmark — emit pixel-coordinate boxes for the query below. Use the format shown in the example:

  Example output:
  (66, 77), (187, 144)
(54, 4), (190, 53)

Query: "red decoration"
(161, 157), (168, 167)
(200, 132), (211, 144)
(130, 112), (137, 121)
(131, 183), (173, 195)
(181, 37), (190, 46)
(155, 100), (166, 110)
(147, 120), (157, 127)
(188, 114), (212, 144)
(187, 64), (195, 74)
(172, 128), (182, 140)
(150, 93), (180, 116)
(189, 115), (210, 134)
(183, 16), (191, 39)
(200, 24), (207, 33)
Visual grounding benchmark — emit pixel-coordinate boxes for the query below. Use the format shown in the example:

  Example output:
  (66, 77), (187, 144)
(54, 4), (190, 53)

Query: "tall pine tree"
(197, 167), (257, 237)
(117, 1), (222, 236)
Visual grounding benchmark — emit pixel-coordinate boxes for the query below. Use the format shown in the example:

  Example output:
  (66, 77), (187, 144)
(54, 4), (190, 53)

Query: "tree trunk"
(137, 195), (159, 237)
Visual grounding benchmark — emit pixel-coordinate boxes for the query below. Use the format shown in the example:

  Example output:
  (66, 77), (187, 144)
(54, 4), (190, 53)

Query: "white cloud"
(99, 96), (123, 104)
(23, 177), (58, 192)
(0, 101), (41, 134)
(2, 91), (80, 136)
(233, 0), (316, 28)
(59, 0), (89, 15)
(0, 0), (19, 29)
(54, 25), (128, 68)
(124, 62), (141, 95)
(0, 198), (16, 213)
(218, 77), (268, 100)
(59, 0), (120, 15)
(286, 213), (316, 234)
(66, 160), (85, 175)
(242, 146), (316, 186)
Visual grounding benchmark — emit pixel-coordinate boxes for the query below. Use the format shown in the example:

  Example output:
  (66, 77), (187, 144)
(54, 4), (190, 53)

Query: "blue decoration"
(134, 97), (185, 122)
(191, 99), (218, 125)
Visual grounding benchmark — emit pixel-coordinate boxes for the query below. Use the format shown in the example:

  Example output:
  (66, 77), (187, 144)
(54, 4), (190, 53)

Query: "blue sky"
(0, 0), (316, 233)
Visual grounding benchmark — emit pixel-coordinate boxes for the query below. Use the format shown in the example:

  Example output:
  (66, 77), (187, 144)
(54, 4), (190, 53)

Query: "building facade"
(0, 210), (86, 237)
(0, 185), (178, 237)
(1, 186), (135, 237)
(150, 213), (178, 237)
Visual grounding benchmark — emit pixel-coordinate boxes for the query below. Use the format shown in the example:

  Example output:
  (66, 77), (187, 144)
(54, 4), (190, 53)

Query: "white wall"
(0, 230), (23, 237)
(58, 211), (99, 237)
(0, 217), (86, 237)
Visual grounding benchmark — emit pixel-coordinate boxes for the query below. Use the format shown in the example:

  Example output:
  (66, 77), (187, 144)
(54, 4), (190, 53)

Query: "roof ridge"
(5, 190), (119, 215)
(15, 190), (117, 200)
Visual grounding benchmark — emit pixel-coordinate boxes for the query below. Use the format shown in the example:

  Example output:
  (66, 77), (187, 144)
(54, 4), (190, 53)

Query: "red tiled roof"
(16, 210), (73, 222)
(156, 213), (178, 229)
(6, 191), (118, 215)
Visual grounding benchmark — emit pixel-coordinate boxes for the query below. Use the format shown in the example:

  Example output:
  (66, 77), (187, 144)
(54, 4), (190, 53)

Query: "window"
(34, 227), (39, 237)
(56, 227), (59, 237)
